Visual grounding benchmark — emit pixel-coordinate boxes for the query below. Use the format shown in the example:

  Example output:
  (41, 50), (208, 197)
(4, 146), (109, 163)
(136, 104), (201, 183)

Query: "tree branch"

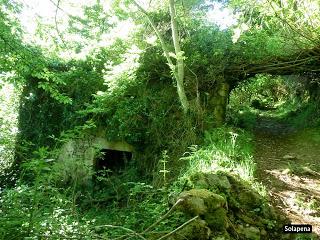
(157, 215), (199, 240)
(169, 0), (189, 113)
(131, 0), (189, 113)
(131, 0), (175, 72)
(54, 0), (67, 46)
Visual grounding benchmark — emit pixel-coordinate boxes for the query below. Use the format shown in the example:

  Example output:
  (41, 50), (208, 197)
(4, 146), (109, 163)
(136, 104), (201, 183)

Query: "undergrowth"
(227, 74), (320, 130)
(178, 126), (267, 196)
(0, 125), (267, 239)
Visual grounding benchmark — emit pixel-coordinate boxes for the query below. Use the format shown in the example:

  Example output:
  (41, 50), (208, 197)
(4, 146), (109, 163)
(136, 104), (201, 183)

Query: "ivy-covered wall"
(16, 62), (105, 160)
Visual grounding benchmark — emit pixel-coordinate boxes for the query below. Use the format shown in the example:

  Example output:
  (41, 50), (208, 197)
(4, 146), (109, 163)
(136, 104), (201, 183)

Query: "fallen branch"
(120, 198), (184, 240)
(142, 198), (184, 234)
(157, 215), (199, 240)
(95, 225), (147, 240)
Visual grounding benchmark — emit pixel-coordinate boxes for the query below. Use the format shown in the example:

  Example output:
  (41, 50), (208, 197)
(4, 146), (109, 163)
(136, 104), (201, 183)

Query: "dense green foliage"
(1, 0), (320, 239)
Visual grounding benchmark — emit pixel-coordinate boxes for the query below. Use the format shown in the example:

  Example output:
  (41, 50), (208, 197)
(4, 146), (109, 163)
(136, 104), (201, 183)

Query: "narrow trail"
(253, 118), (320, 236)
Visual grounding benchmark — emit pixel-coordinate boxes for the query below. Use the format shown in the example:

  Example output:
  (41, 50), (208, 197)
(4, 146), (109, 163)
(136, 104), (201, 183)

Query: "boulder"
(190, 172), (231, 193)
(168, 219), (210, 240)
(243, 226), (260, 240)
(178, 189), (226, 216)
(238, 190), (262, 209)
(206, 173), (231, 192)
(205, 207), (228, 230)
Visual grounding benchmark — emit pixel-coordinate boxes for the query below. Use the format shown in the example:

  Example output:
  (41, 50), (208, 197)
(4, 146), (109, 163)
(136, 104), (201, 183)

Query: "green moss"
(178, 189), (226, 216)
(168, 219), (210, 240)
(206, 172), (231, 192)
(238, 190), (262, 208)
(243, 226), (261, 240)
(205, 207), (228, 231)
(189, 172), (232, 194)
(190, 172), (210, 189)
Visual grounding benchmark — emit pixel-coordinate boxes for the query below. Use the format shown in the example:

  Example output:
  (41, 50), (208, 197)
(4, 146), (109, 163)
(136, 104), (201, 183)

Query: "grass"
(178, 126), (267, 196)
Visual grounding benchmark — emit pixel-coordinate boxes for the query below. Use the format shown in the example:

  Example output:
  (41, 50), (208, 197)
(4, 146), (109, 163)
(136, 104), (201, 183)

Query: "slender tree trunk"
(132, 0), (189, 113)
(169, 0), (189, 113)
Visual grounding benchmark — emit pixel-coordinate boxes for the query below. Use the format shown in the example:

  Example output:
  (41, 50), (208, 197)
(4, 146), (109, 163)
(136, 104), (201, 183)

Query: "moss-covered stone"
(243, 226), (260, 240)
(238, 190), (262, 208)
(189, 172), (231, 193)
(211, 231), (231, 240)
(178, 189), (226, 216)
(236, 212), (263, 227)
(204, 207), (228, 231)
(190, 172), (210, 189)
(206, 172), (231, 192)
(174, 172), (282, 239)
(168, 219), (210, 240)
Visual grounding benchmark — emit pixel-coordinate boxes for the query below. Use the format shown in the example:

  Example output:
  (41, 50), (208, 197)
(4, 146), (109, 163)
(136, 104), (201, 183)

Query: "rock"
(238, 190), (262, 208)
(260, 203), (277, 219)
(168, 219), (210, 240)
(205, 207), (228, 230)
(178, 189), (226, 216)
(236, 213), (260, 226)
(190, 172), (210, 189)
(190, 172), (231, 193)
(211, 232), (231, 240)
(206, 173), (231, 192)
(243, 226), (260, 240)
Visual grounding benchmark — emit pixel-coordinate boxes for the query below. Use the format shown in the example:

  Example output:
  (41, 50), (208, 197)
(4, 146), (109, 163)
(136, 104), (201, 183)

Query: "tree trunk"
(169, 0), (189, 113)
(132, 0), (189, 114)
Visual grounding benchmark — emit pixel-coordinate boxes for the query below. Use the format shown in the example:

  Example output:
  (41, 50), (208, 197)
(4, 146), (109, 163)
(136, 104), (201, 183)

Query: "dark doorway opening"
(94, 149), (132, 175)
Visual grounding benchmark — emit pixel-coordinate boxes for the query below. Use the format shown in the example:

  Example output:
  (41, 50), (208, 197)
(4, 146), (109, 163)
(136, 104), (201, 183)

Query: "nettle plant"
(159, 150), (170, 186)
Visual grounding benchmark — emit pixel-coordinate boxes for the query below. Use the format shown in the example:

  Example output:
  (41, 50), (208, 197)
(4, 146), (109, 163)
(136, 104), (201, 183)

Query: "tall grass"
(179, 127), (265, 194)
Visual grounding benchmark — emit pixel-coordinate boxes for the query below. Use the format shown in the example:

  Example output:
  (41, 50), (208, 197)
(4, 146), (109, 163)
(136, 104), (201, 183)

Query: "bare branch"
(131, 0), (175, 72)
(142, 198), (184, 234)
(96, 225), (147, 240)
(157, 215), (199, 240)
(54, 0), (67, 47)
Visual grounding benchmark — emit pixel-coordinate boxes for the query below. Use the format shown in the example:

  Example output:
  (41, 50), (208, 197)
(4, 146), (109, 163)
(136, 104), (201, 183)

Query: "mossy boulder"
(178, 189), (226, 216)
(189, 172), (231, 193)
(168, 219), (211, 240)
(173, 172), (283, 239)
(236, 225), (261, 240)
(225, 175), (262, 210)
(204, 207), (228, 231)
(206, 172), (231, 192)
(241, 226), (261, 240)
(238, 190), (262, 209)
(190, 172), (210, 189)
(211, 230), (231, 240)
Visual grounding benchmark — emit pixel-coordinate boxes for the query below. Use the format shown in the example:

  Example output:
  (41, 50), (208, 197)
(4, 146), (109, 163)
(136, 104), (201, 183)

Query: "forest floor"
(254, 117), (320, 236)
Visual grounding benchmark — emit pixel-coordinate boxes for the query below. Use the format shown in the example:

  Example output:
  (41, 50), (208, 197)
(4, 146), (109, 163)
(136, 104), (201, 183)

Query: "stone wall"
(58, 136), (134, 166)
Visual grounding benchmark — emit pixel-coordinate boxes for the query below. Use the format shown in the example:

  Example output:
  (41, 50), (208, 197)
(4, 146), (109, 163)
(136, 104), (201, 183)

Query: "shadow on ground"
(254, 119), (320, 237)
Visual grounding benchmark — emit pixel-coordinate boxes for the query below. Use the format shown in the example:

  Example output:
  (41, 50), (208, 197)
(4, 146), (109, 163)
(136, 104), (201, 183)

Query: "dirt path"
(254, 120), (320, 236)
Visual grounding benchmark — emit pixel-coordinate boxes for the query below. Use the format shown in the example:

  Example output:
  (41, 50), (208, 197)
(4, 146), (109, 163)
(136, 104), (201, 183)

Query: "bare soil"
(254, 119), (320, 237)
